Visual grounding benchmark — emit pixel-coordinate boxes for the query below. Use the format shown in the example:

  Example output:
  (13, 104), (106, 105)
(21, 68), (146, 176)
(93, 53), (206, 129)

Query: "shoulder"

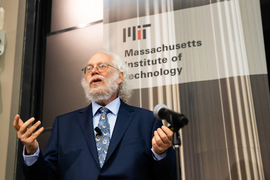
(120, 101), (157, 121)
(120, 101), (153, 114)
(120, 101), (163, 130)
(55, 104), (91, 120)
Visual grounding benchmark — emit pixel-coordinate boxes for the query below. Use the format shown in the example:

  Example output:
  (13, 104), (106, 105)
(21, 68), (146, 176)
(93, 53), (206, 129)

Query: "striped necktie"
(95, 107), (110, 168)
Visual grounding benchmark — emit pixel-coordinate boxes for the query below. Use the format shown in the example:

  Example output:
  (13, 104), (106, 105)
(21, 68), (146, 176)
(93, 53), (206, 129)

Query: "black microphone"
(153, 104), (188, 129)
(95, 127), (102, 136)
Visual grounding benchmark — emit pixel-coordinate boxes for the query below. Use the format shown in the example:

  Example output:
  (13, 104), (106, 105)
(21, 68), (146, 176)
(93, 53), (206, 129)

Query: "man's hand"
(13, 114), (44, 155)
(152, 126), (173, 154)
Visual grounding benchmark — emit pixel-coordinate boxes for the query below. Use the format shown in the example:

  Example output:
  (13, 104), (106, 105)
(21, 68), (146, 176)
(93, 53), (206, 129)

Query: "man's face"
(81, 52), (123, 104)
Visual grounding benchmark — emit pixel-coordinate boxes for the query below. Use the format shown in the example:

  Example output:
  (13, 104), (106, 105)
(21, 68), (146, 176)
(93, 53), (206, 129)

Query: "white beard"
(81, 72), (119, 103)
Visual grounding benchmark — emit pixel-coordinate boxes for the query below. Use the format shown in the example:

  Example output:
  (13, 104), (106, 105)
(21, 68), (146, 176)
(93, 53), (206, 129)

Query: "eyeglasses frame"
(81, 63), (119, 74)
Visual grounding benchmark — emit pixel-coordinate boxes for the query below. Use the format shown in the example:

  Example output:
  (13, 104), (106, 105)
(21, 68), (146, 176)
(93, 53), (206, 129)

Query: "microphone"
(153, 104), (188, 129)
(95, 127), (102, 136)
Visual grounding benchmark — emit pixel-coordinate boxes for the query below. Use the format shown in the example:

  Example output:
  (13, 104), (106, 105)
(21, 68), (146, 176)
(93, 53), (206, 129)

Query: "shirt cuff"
(23, 145), (40, 166)
(151, 147), (168, 161)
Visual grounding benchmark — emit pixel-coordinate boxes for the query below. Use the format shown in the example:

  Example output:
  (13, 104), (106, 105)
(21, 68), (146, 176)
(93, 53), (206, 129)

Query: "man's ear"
(118, 72), (124, 84)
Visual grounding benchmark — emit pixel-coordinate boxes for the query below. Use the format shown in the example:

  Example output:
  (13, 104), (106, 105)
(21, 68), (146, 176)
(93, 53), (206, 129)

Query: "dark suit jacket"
(23, 101), (177, 180)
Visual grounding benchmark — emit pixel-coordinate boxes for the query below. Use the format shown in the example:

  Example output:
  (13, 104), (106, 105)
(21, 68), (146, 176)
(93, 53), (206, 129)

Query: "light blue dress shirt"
(92, 97), (120, 138)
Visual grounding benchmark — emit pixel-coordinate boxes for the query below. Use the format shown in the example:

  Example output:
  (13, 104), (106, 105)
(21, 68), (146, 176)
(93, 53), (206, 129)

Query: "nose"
(91, 66), (99, 75)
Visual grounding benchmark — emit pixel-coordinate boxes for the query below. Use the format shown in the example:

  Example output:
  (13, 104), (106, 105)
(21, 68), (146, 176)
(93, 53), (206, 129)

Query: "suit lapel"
(77, 104), (100, 167)
(77, 101), (135, 168)
(105, 101), (135, 163)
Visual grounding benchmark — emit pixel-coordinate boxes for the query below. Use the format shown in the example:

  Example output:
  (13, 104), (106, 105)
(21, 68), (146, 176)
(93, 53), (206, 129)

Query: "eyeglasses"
(81, 63), (119, 74)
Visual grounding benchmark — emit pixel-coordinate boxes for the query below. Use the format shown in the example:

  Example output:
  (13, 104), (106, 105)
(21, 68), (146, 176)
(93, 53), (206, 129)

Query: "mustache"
(88, 75), (105, 84)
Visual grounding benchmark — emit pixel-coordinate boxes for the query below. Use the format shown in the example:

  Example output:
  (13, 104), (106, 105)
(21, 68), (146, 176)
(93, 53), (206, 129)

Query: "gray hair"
(97, 49), (132, 102)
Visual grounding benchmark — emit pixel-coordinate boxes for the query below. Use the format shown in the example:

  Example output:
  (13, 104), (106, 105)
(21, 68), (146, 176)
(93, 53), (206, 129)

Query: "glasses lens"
(98, 64), (108, 72)
(84, 66), (92, 74)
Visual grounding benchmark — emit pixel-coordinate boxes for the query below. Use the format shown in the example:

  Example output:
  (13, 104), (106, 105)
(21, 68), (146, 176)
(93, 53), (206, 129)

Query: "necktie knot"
(99, 107), (110, 114)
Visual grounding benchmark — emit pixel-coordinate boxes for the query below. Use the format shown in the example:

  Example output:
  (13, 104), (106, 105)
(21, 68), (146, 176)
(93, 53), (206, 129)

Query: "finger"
(157, 128), (171, 145)
(14, 115), (25, 132)
(19, 117), (35, 133)
(23, 121), (42, 137)
(27, 126), (44, 142)
(13, 114), (21, 131)
(154, 129), (165, 146)
(152, 132), (161, 150)
(161, 126), (173, 141)
(20, 125), (44, 149)
(152, 131), (167, 154)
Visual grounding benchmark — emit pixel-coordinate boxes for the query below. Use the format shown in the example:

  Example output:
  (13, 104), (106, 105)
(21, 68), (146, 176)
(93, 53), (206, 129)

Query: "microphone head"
(153, 104), (168, 120)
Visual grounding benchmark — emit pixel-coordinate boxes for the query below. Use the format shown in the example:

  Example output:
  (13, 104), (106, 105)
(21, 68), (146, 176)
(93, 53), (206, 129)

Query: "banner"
(104, 0), (270, 179)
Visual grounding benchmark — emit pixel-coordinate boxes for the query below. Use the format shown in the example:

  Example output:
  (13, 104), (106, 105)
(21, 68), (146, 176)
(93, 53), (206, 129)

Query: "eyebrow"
(86, 62), (103, 66)
(86, 62), (114, 66)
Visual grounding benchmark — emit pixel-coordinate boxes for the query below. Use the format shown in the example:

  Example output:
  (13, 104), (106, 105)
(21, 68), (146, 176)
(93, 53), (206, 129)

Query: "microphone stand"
(169, 114), (182, 180)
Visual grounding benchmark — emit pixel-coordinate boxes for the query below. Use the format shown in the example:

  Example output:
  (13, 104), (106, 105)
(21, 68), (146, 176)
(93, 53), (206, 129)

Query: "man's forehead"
(87, 52), (113, 65)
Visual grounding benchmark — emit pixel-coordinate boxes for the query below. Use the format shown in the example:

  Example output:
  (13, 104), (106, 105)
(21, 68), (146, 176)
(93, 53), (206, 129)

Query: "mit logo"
(123, 24), (151, 42)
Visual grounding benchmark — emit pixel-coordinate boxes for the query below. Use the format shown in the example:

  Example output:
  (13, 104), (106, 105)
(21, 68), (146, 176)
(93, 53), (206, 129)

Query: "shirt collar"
(92, 97), (121, 116)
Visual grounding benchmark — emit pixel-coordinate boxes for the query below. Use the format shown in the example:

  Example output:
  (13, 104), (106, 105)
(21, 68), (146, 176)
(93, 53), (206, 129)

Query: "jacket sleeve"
(151, 118), (178, 180)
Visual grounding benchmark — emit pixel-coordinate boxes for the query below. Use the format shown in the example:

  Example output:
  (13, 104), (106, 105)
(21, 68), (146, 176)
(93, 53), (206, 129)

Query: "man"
(14, 50), (177, 179)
